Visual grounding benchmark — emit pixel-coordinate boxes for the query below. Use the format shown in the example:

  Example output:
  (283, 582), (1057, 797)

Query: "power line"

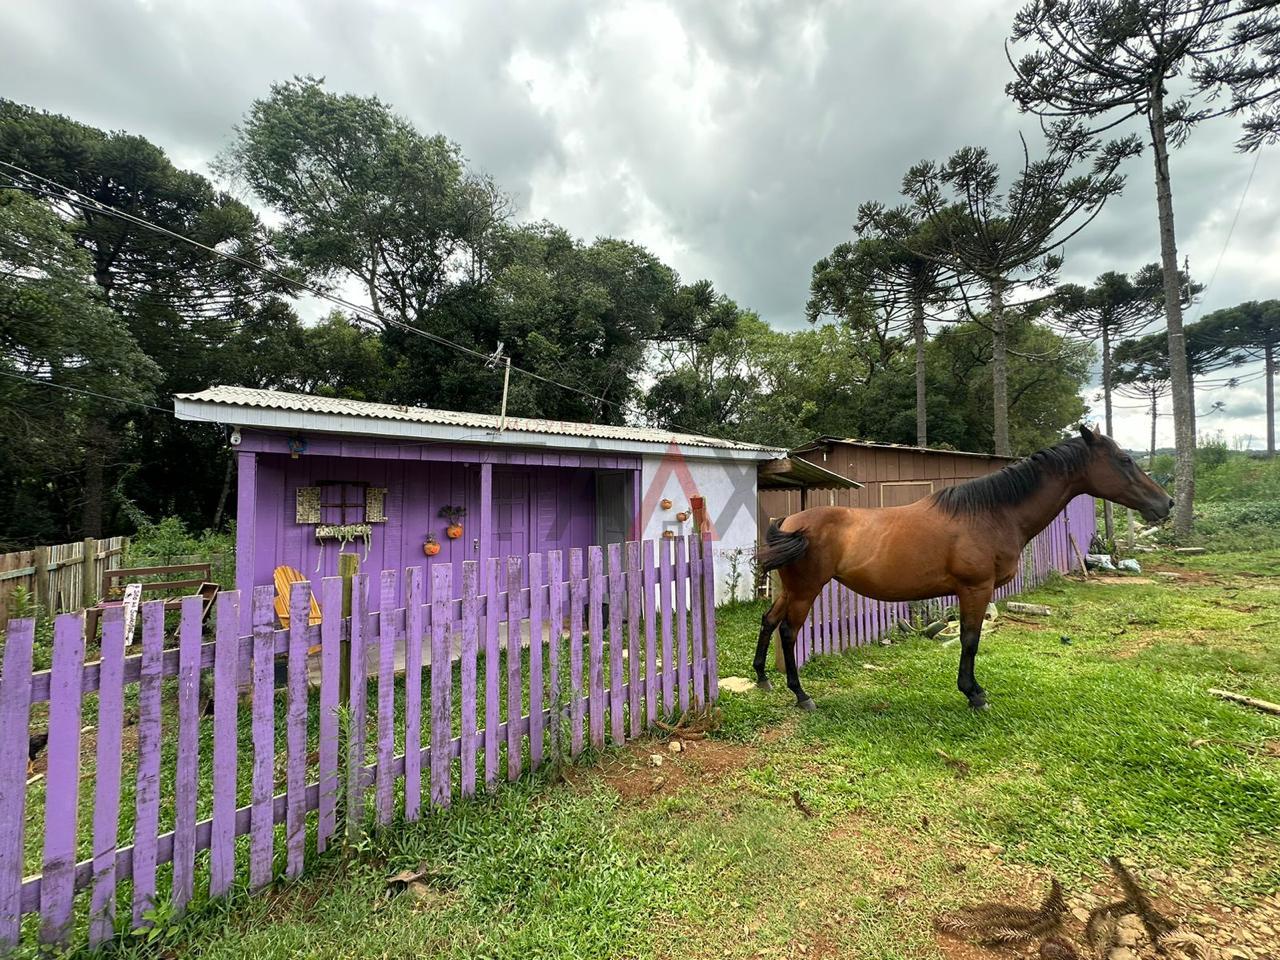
(0, 158), (724, 442)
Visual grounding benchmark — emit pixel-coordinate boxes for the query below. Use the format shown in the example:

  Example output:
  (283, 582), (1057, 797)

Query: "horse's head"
(1077, 425), (1173, 523)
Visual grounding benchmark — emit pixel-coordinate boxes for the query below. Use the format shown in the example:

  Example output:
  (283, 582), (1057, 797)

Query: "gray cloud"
(2, 0), (1275, 446)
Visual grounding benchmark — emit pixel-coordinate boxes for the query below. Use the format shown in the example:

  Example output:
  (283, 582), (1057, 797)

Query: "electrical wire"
(0, 158), (748, 447)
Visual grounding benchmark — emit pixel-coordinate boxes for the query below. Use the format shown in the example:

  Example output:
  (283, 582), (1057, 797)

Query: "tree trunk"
(81, 418), (106, 539)
(212, 449), (234, 530)
(913, 296), (928, 448)
(1267, 343), (1276, 457)
(989, 281), (1010, 457)
(1150, 392), (1159, 470)
(1149, 91), (1195, 538)
(1101, 324), (1114, 543)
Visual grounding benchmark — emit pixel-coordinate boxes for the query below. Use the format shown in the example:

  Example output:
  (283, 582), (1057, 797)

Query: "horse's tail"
(756, 520), (808, 573)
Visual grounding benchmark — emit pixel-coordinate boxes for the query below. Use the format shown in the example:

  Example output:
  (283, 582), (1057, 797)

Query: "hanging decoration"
(439, 504), (467, 539)
(365, 487), (388, 523)
(296, 487), (322, 524)
(423, 534), (441, 557)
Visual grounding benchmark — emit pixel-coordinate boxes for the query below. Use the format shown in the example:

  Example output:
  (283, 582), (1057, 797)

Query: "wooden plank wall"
(0, 537), (127, 618)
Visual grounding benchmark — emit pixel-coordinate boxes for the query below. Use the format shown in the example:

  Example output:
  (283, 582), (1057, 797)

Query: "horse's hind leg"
(780, 595), (817, 710)
(753, 595), (786, 690)
(956, 585), (993, 710)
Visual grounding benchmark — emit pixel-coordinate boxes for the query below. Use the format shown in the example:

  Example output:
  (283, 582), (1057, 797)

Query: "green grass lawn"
(77, 550), (1280, 960)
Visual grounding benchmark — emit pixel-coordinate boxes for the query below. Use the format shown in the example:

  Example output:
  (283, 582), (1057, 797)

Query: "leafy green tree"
(490, 222), (725, 424)
(223, 76), (508, 328)
(1192, 300), (1280, 455)
(926, 309), (1093, 455)
(1, 98), (284, 535)
(808, 211), (952, 446)
(1007, 0), (1280, 535)
(0, 191), (159, 544)
(1114, 334), (1173, 467)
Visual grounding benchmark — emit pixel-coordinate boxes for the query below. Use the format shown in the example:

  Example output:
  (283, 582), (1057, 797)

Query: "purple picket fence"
(793, 496), (1095, 666)
(0, 534), (718, 953)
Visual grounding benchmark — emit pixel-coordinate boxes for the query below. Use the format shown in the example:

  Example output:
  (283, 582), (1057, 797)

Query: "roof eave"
(175, 398), (784, 462)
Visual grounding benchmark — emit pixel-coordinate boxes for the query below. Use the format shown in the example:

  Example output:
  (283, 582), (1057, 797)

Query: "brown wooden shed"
(758, 436), (1014, 531)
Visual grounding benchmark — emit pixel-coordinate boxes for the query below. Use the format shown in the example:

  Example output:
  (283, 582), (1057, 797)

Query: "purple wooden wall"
(249, 455), (598, 599)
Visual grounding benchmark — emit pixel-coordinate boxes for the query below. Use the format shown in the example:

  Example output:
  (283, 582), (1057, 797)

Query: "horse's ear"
(1079, 423), (1096, 445)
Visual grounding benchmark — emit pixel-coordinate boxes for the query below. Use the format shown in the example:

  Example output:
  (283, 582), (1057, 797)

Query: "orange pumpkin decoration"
(676, 511), (689, 522)
(438, 504), (466, 540)
(423, 535), (441, 557)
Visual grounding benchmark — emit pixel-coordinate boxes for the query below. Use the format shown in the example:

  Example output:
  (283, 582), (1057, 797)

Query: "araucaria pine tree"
(876, 122), (1137, 456)
(1007, 0), (1280, 535)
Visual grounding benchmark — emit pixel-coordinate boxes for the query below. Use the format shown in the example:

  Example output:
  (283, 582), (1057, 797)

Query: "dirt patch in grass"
(562, 735), (759, 802)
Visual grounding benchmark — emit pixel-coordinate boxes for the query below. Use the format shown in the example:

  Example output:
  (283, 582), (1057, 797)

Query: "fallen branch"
(1208, 688), (1280, 716)
(1007, 602), (1052, 617)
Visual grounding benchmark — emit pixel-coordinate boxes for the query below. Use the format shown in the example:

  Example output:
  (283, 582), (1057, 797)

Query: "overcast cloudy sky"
(2, 0), (1276, 451)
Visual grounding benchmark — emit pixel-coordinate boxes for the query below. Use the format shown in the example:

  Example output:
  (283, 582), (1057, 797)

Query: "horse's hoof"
(756, 678), (773, 691)
(796, 697), (817, 712)
(969, 699), (990, 712)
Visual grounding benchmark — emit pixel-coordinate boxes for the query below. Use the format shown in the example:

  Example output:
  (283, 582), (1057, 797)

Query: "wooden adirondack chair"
(273, 566), (323, 653)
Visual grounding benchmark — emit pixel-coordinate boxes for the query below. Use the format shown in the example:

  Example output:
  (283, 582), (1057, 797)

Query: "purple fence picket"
(346, 575), (368, 838)
(40, 613), (85, 946)
(569, 549), (585, 758)
(688, 535), (705, 710)
(674, 538), (691, 712)
(607, 543), (625, 746)
(249, 587), (275, 891)
(702, 536), (719, 701)
(133, 602), (165, 925)
(591, 547), (606, 752)
(529, 553), (545, 768)
(588, 546), (605, 750)
(460, 561), (479, 798)
(405, 565), (426, 817)
(317, 578), (341, 852)
(691, 542), (701, 716)
(210, 592), (239, 897)
(286, 581), (310, 876)
(432, 564), (453, 808)
(88, 608), (126, 946)
(547, 551), (564, 757)
(485, 556), (500, 789)
(506, 556), (524, 780)
(376, 571), (397, 825)
(626, 541), (642, 737)
(642, 541), (657, 725)
(0, 618), (34, 950)
(173, 595), (202, 909)
(658, 539), (675, 715)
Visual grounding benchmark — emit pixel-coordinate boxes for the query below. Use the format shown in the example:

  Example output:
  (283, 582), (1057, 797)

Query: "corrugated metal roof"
(757, 457), (863, 490)
(175, 386), (785, 454)
(792, 435), (1015, 461)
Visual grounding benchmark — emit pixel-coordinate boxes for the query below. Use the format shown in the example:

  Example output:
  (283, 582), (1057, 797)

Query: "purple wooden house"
(175, 387), (848, 630)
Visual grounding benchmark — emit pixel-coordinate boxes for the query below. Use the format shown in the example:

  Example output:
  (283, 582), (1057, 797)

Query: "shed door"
(494, 471), (529, 566)
(880, 480), (934, 508)
(594, 470), (633, 553)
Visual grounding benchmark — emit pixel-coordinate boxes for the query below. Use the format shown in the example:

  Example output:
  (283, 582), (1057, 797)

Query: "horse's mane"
(930, 437), (1090, 518)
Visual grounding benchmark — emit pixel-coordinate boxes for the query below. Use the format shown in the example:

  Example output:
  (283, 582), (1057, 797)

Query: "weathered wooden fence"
(0, 535), (717, 953)
(0, 536), (128, 619)
(793, 495), (1095, 665)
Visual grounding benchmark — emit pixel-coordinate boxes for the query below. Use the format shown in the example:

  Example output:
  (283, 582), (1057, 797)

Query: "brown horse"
(755, 426), (1173, 711)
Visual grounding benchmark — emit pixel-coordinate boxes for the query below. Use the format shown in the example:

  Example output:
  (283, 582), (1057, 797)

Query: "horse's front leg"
(956, 585), (994, 710)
